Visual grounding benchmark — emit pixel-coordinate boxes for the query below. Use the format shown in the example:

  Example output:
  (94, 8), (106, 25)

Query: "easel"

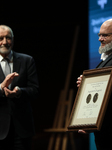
(45, 26), (79, 150)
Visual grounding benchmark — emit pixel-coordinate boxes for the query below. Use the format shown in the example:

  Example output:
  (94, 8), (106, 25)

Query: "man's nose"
(99, 36), (104, 42)
(2, 37), (7, 44)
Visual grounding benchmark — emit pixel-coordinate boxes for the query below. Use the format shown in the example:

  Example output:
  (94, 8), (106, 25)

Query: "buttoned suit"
(0, 51), (39, 140)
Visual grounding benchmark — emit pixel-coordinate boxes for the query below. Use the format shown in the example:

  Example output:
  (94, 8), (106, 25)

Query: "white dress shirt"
(0, 51), (13, 93)
(0, 51), (21, 97)
(100, 52), (112, 61)
(0, 50), (13, 74)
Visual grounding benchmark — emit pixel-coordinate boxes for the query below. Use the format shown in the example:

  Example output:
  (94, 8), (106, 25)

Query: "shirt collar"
(100, 53), (108, 61)
(0, 50), (13, 62)
(100, 52), (112, 61)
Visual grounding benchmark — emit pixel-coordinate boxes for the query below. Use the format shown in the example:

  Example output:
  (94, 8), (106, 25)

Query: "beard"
(99, 41), (112, 54)
(0, 45), (11, 55)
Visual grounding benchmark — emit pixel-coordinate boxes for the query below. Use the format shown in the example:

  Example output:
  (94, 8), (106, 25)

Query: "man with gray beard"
(77, 19), (112, 150)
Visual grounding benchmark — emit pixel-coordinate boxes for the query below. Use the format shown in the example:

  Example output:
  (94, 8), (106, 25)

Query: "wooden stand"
(44, 26), (79, 150)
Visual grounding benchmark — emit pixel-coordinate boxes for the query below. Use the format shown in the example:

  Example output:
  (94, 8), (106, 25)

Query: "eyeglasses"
(98, 33), (112, 39)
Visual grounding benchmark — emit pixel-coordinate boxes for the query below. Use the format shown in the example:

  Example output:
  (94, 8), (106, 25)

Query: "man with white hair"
(77, 19), (112, 150)
(0, 25), (39, 150)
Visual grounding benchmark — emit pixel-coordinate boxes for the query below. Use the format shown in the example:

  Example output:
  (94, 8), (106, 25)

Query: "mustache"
(0, 45), (10, 48)
(101, 41), (106, 44)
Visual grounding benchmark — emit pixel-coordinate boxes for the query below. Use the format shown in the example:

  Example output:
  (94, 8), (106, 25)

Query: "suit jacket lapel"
(96, 54), (112, 68)
(13, 52), (21, 73)
(11, 52), (21, 89)
(0, 65), (5, 83)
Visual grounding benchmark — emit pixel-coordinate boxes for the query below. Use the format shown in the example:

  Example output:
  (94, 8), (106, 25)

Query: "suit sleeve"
(20, 57), (39, 100)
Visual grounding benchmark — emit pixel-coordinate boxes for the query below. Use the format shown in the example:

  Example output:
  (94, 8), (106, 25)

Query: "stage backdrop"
(88, 0), (112, 150)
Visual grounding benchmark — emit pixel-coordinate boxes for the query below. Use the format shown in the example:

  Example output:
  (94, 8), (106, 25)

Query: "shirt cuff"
(15, 86), (22, 98)
(0, 84), (4, 92)
(0, 84), (5, 97)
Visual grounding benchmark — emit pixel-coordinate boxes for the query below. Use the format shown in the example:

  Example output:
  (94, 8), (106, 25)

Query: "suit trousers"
(0, 118), (32, 150)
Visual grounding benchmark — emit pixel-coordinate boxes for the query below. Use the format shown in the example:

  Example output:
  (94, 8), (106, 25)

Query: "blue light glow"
(88, 0), (112, 149)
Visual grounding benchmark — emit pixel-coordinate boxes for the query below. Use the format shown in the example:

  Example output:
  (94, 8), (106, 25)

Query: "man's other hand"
(1, 72), (19, 90)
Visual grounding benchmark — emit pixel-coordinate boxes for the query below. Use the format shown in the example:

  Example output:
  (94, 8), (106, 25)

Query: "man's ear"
(11, 37), (14, 48)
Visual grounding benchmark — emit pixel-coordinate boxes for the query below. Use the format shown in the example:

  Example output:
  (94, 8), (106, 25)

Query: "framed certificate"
(67, 67), (112, 131)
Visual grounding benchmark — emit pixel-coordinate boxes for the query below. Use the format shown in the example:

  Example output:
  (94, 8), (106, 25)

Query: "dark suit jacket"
(0, 51), (39, 140)
(96, 53), (112, 68)
(94, 53), (112, 148)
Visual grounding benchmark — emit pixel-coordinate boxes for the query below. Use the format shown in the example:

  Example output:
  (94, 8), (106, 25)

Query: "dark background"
(1, 1), (89, 149)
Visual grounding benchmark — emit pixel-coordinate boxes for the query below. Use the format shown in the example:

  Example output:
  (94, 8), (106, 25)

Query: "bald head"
(100, 19), (112, 33)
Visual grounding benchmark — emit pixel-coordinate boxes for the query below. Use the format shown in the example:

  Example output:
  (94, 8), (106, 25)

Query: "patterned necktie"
(3, 58), (11, 76)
